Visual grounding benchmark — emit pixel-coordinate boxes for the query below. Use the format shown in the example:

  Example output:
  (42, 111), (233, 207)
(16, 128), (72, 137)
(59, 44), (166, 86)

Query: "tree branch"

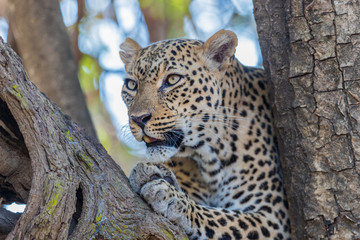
(0, 98), (32, 203)
(0, 208), (21, 239)
(8, 0), (97, 139)
(0, 37), (186, 239)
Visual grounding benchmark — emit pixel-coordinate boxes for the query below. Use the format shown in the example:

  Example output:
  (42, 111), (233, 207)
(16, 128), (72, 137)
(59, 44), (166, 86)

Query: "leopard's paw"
(141, 179), (189, 222)
(128, 162), (182, 194)
(129, 162), (192, 233)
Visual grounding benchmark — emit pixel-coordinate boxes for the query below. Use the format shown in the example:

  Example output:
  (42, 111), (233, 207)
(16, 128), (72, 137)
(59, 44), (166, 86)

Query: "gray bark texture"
(0, 38), (186, 240)
(253, 0), (360, 239)
(7, 0), (97, 139)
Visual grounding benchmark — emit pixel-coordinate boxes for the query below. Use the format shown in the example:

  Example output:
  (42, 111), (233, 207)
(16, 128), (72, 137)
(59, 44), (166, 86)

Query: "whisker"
(172, 121), (235, 153)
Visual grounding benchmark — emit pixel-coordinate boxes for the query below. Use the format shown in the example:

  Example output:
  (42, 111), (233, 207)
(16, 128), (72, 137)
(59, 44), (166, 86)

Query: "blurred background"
(0, 0), (261, 213)
(0, 0), (260, 177)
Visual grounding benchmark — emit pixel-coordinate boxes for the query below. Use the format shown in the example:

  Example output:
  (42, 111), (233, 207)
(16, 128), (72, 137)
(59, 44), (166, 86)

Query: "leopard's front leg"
(129, 162), (284, 240)
(129, 162), (290, 240)
(129, 162), (194, 234)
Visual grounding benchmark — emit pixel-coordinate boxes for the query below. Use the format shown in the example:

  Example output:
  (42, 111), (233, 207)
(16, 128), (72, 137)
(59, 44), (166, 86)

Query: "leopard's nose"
(131, 113), (152, 129)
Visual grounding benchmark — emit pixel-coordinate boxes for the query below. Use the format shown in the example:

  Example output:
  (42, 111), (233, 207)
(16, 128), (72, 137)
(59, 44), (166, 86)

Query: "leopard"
(120, 29), (291, 240)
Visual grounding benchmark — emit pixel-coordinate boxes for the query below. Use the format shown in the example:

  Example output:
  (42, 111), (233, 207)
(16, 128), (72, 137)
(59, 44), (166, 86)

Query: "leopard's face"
(121, 37), (234, 162)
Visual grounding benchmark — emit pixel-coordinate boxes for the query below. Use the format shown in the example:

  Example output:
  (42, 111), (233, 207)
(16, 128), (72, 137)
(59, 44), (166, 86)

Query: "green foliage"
(139, 0), (190, 20)
(139, 0), (191, 38)
(78, 54), (101, 93)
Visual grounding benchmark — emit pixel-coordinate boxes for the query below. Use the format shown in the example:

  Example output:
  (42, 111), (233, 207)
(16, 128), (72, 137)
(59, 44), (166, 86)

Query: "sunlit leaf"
(139, 0), (191, 38)
(78, 54), (101, 93)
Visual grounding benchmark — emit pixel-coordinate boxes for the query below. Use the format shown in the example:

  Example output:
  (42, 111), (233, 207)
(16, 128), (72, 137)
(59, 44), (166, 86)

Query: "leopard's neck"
(188, 61), (276, 190)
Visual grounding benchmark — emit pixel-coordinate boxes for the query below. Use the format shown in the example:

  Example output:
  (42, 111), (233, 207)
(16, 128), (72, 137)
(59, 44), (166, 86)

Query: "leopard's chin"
(146, 145), (180, 163)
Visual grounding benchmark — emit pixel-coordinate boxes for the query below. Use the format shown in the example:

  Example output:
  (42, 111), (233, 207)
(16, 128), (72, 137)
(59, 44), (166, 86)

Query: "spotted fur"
(121, 30), (291, 240)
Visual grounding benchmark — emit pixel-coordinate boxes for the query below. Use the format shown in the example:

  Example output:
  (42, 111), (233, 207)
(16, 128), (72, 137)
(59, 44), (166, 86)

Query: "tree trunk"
(253, 0), (360, 239)
(141, 7), (168, 42)
(0, 38), (186, 240)
(7, 0), (97, 139)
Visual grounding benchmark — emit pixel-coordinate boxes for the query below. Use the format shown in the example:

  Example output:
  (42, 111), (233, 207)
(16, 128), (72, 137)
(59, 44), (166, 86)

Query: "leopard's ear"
(201, 30), (238, 70)
(120, 38), (141, 68)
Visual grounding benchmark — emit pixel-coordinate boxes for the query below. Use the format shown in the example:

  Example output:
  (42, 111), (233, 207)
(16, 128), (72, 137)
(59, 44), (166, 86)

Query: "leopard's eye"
(125, 79), (138, 91)
(166, 74), (182, 86)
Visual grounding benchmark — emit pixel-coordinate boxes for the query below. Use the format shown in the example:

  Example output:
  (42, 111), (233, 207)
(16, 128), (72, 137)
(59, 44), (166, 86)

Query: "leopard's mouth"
(143, 130), (184, 148)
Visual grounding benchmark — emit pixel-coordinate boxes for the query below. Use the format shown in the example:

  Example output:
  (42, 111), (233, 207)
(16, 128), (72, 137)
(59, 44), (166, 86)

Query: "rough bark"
(0, 209), (21, 237)
(7, 0), (97, 139)
(253, 0), (360, 239)
(0, 38), (186, 240)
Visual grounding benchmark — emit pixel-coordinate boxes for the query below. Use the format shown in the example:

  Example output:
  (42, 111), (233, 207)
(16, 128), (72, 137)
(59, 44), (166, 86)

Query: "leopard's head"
(120, 30), (237, 162)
